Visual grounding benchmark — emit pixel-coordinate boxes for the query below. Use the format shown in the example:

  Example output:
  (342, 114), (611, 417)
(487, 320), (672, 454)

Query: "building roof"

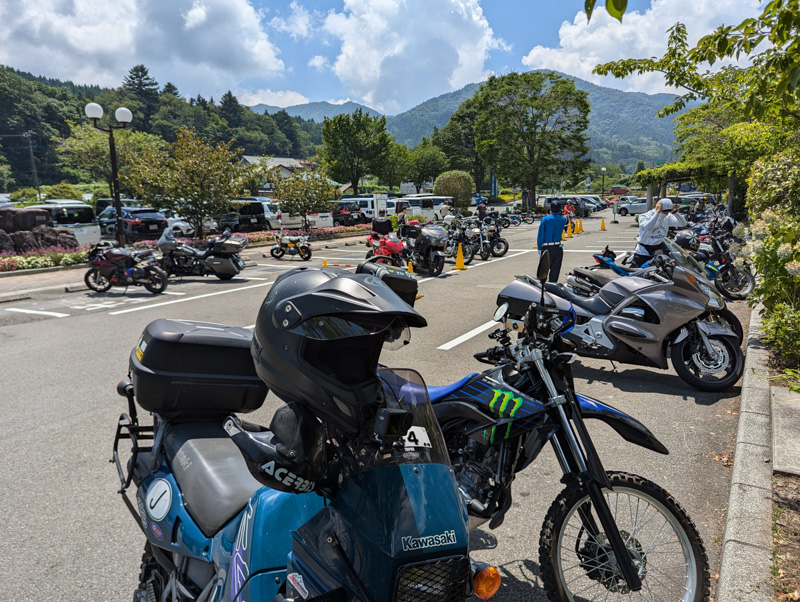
(240, 156), (306, 170)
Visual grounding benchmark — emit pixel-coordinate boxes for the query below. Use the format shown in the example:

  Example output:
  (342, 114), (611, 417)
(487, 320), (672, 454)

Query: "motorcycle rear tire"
(428, 255), (445, 277)
(480, 244), (491, 261)
(491, 238), (509, 257)
(462, 243), (476, 265)
(270, 247), (285, 259)
(539, 471), (710, 602)
(714, 265), (754, 300)
(500, 218), (511, 228)
(670, 332), (744, 392)
(299, 247), (312, 261)
(524, 215), (535, 225)
(84, 268), (112, 292)
(216, 273), (235, 280)
(143, 267), (169, 294)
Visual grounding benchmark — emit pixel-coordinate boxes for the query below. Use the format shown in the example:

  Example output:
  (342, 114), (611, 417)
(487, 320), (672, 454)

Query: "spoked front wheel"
(714, 265), (754, 300)
(540, 471), (710, 602)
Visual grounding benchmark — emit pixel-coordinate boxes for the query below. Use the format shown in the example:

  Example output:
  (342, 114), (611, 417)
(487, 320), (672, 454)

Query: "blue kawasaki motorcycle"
(425, 252), (711, 600)
(112, 314), (498, 601)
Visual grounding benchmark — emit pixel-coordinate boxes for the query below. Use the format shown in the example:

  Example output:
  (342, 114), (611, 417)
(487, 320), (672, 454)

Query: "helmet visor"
(296, 315), (409, 345)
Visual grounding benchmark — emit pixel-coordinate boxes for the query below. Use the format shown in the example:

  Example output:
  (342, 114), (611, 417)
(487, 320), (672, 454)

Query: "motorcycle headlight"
(700, 283), (723, 309)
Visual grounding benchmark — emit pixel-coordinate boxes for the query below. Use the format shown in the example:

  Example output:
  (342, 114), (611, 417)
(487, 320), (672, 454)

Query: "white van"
(25, 201), (101, 245)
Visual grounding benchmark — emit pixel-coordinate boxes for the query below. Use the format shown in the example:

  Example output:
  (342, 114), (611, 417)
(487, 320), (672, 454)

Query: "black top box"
(130, 319), (268, 420)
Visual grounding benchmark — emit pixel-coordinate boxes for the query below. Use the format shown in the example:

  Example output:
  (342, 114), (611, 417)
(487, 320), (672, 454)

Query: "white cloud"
(183, 0), (208, 30)
(237, 88), (309, 108)
(327, 98), (352, 105)
(521, 0), (762, 95)
(269, 1), (313, 40)
(308, 55), (330, 71)
(0, 0), (284, 96)
(322, 0), (508, 114)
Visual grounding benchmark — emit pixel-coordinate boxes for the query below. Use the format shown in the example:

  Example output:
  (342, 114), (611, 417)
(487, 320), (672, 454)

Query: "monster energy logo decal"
(483, 388), (524, 442)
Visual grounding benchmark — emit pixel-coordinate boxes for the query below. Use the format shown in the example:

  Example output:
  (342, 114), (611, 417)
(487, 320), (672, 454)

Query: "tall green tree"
(381, 142), (412, 191)
(431, 96), (485, 193)
(56, 121), (166, 197)
(274, 168), (336, 231)
(408, 142), (448, 193)
(161, 82), (180, 97)
(320, 109), (391, 193)
(123, 64), (159, 131)
(474, 72), (590, 205)
(219, 91), (244, 129)
(126, 127), (248, 238)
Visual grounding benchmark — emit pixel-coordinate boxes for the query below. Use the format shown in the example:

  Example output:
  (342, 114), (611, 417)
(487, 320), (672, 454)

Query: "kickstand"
(610, 360), (619, 372)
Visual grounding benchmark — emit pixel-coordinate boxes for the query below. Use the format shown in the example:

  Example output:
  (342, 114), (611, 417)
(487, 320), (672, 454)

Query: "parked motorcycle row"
(84, 229), (249, 295)
(113, 246), (715, 601)
(366, 215), (513, 276)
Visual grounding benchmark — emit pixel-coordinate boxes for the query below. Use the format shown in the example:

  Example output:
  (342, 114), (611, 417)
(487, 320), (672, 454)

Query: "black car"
(333, 200), (366, 226)
(98, 206), (168, 242)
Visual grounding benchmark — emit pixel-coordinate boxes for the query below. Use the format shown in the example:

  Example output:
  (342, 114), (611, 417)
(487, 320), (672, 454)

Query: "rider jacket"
(634, 209), (688, 256)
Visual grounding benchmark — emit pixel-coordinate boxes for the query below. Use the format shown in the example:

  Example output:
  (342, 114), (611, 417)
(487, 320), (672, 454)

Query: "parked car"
(98, 206), (168, 242)
(95, 198), (138, 213)
(332, 200), (364, 226)
(616, 197), (648, 216)
(24, 201), (101, 246)
(226, 197), (304, 231)
(611, 185), (631, 195)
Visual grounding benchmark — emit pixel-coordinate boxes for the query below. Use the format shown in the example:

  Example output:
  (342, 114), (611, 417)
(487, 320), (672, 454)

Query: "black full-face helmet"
(674, 230), (700, 251)
(252, 267), (427, 437)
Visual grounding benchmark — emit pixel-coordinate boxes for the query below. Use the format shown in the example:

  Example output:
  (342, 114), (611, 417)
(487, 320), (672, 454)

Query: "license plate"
(251, 218), (257, 223)
(149, 224), (157, 230)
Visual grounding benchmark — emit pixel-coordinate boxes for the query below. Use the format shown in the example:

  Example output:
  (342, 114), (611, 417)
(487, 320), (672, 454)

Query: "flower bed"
(0, 244), (91, 272)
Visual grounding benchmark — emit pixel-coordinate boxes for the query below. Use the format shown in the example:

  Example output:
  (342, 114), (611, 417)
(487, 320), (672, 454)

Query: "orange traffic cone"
(579, 219), (584, 233)
(600, 217), (606, 231)
(454, 243), (468, 270)
(566, 222), (573, 238)
(323, 258), (328, 267)
(561, 228), (565, 242)
(408, 261), (415, 274)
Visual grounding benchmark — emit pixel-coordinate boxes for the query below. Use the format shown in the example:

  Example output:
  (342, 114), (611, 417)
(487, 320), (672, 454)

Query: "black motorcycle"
(85, 241), (168, 294)
(401, 221), (447, 276)
(157, 228), (247, 280)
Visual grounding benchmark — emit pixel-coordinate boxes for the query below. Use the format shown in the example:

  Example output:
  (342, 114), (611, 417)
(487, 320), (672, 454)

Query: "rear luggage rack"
(111, 380), (153, 493)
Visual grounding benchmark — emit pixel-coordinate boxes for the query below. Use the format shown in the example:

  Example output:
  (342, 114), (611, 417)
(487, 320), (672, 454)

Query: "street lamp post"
(84, 103), (132, 246)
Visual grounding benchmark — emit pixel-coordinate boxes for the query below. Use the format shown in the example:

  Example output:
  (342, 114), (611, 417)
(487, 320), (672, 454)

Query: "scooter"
(157, 228), (247, 281)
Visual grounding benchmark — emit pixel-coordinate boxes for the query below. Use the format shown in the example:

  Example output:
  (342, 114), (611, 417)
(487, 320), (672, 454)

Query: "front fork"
(528, 348), (643, 592)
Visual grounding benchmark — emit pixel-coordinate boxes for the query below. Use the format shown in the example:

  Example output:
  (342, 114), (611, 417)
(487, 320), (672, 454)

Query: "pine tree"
(122, 64), (159, 132)
(161, 82), (180, 97)
(219, 91), (244, 128)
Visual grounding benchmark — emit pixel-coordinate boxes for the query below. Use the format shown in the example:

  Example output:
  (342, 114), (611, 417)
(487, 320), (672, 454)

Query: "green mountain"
(249, 100), (381, 122)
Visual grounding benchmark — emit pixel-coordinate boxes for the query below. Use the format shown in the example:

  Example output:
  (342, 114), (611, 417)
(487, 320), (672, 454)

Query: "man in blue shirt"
(537, 201), (567, 282)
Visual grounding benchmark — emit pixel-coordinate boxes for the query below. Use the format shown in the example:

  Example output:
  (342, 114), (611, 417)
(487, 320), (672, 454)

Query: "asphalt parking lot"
(0, 210), (745, 600)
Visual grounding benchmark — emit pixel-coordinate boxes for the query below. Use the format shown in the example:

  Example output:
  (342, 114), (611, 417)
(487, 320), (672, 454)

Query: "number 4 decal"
(402, 426), (432, 450)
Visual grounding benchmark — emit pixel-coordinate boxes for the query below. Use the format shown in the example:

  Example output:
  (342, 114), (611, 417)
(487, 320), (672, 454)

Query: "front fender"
(577, 394), (668, 455)
(673, 320), (738, 345)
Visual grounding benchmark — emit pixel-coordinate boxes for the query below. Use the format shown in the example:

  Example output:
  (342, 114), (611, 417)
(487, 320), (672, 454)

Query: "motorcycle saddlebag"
(130, 319), (267, 419)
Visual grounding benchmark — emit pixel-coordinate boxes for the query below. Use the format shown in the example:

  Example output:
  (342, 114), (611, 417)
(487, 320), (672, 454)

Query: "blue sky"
(0, 0), (762, 115)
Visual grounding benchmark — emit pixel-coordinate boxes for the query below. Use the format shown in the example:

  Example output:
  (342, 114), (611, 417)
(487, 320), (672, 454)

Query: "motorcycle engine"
(451, 438), (499, 521)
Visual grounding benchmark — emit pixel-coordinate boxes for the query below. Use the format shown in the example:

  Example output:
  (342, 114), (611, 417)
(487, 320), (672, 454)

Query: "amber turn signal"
(473, 565), (501, 599)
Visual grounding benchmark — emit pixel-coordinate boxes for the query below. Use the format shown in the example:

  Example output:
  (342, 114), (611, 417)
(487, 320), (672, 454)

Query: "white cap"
(660, 199), (673, 211)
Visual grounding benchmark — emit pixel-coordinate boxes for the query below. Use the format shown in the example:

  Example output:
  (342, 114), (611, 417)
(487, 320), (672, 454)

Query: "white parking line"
(109, 281), (274, 315)
(418, 250), (534, 283)
(161, 291), (187, 295)
(5, 308), (70, 318)
(437, 320), (497, 350)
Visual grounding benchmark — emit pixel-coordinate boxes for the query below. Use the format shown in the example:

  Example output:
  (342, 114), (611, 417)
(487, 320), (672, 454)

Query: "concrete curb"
(716, 306), (774, 601)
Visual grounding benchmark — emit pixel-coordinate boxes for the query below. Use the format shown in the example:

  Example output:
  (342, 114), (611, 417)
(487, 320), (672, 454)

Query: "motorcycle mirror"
(537, 250), (550, 281)
(493, 302), (509, 323)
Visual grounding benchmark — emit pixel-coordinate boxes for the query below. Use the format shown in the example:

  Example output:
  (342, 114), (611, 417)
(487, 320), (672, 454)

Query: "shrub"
(762, 303), (800, 367)
(0, 245), (90, 272)
(499, 188), (514, 196)
(433, 170), (473, 214)
(43, 182), (83, 201)
(9, 187), (40, 204)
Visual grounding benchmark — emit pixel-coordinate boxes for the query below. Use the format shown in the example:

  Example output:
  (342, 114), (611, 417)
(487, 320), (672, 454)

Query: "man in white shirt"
(631, 199), (688, 267)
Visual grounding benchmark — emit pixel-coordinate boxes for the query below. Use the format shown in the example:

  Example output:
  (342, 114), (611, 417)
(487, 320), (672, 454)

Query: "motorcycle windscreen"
(285, 368), (470, 601)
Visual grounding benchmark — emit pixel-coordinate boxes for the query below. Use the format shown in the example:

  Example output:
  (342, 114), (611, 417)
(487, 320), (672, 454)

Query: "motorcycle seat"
(543, 282), (612, 315)
(573, 267), (615, 288)
(284, 236), (303, 243)
(164, 422), (262, 537)
(426, 373), (479, 403)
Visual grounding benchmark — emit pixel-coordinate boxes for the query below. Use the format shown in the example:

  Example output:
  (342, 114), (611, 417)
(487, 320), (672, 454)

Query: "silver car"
(616, 197), (648, 216)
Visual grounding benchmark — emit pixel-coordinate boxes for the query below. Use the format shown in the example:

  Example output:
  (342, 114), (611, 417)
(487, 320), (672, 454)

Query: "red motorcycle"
(365, 232), (406, 267)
